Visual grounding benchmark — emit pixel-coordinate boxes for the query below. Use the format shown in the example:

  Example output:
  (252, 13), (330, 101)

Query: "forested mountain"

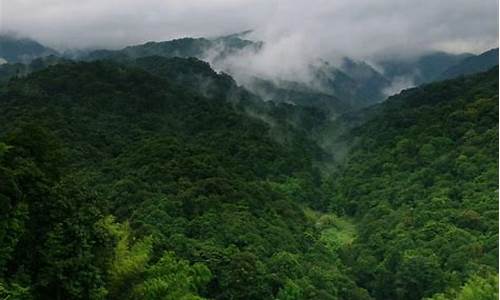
(376, 51), (474, 85)
(326, 67), (499, 300)
(438, 48), (499, 80)
(0, 55), (68, 83)
(338, 58), (391, 103)
(87, 40), (390, 109)
(124, 56), (332, 134)
(1, 34), (495, 113)
(0, 28), (498, 300)
(0, 52), (497, 300)
(85, 34), (262, 63)
(82, 35), (497, 110)
(244, 76), (352, 114)
(0, 59), (370, 299)
(0, 35), (58, 63)
(310, 60), (389, 108)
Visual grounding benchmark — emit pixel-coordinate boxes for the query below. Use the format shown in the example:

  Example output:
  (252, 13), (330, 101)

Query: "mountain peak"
(0, 33), (58, 63)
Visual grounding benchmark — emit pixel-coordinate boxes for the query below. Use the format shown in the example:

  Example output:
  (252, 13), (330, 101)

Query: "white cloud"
(1, 0), (497, 58)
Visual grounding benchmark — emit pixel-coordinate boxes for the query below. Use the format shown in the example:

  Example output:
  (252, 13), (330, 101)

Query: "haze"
(1, 0), (498, 59)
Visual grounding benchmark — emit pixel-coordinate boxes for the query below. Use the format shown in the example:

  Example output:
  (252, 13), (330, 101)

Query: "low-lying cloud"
(2, 0), (498, 56)
(1, 0), (498, 88)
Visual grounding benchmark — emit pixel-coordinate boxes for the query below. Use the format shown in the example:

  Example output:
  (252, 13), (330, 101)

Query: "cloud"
(382, 76), (416, 98)
(1, 0), (498, 63)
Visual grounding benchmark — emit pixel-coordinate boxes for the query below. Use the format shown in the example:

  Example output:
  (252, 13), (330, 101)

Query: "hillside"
(0, 37), (497, 299)
(3, 34), (494, 113)
(85, 35), (261, 63)
(245, 76), (351, 114)
(438, 48), (499, 80)
(0, 55), (67, 83)
(82, 35), (391, 109)
(0, 60), (369, 299)
(121, 56), (333, 135)
(377, 51), (473, 85)
(0, 35), (57, 63)
(327, 67), (499, 299)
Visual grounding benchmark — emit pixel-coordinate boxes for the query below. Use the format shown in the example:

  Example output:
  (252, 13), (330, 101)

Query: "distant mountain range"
(0, 33), (497, 114)
(0, 34), (58, 63)
(437, 48), (499, 80)
(85, 33), (262, 63)
(376, 51), (474, 85)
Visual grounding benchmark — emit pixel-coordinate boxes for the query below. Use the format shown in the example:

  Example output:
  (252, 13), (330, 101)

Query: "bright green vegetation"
(0, 54), (497, 300)
(319, 216), (356, 251)
(427, 273), (498, 300)
(303, 209), (357, 253)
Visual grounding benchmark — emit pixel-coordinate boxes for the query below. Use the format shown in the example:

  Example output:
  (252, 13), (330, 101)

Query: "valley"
(0, 32), (497, 300)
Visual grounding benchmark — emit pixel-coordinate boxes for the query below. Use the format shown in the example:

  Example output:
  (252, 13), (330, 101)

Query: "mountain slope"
(123, 56), (333, 135)
(85, 36), (387, 110)
(85, 35), (261, 62)
(0, 34), (58, 63)
(315, 58), (391, 107)
(377, 51), (473, 85)
(0, 55), (68, 83)
(328, 68), (499, 299)
(246, 76), (352, 114)
(0, 37), (497, 300)
(438, 48), (499, 80)
(0, 60), (369, 300)
(338, 58), (390, 104)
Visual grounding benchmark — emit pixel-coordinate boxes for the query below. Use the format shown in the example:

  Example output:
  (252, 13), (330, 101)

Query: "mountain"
(87, 38), (213, 61)
(211, 30), (263, 56)
(245, 76), (351, 115)
(85, 34), (261, 62)
(327, 67), (498, 299)
(1, 33), (492, 112)
(377, 51), (473, 85)
(131, 56), (240, 98)
(85, 35), (389, 110)
(313, 58), (390, 107)
(339, 58), (390, 103)
(0, 55), (68, 83)
(122, 55), (332, 134)
(438, 48), (498, 80)
(0, 50), (332, 135)
(48, 34), (488, 111)
(244, 58), (390, 115)
(0, 31), (494, 114)
(0, 35), (497, 300)
(0, 34), (58, 63)
(0, 59), (369, 299)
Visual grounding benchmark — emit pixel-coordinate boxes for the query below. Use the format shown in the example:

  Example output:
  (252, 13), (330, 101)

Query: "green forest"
(0, 55), (497, 300)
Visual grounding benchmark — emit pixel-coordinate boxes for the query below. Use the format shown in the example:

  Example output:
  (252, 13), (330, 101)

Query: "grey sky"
(1, 0), (498, 59)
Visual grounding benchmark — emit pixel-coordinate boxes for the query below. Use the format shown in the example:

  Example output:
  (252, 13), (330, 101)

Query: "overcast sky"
(1, 0), (498, 59)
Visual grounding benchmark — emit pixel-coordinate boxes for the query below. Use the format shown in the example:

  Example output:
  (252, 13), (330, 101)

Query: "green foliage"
(0, 60), (362, 299)
(427, 273), (499, 300)
(107, 220), (153, 299)
(0, 281), (32, 300)
(105, 219), (211, 300)
(0, 56), (496, 300)
(275, 280), (303, 300)
(330, 67), (499, 299)
(133, 251), (211, 300)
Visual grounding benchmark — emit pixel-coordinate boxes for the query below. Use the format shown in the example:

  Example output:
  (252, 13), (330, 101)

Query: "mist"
(1, 0), (498, 93)
(2, 0), (497, 54)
